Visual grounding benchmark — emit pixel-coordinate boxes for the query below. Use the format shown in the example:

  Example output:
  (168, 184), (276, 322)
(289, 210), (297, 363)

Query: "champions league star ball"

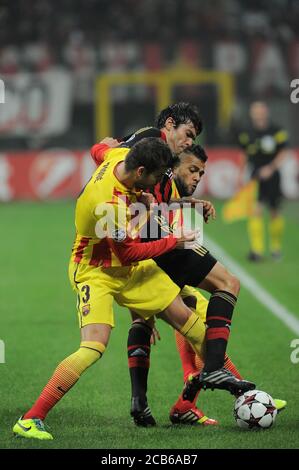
(234, 390), (277, 429)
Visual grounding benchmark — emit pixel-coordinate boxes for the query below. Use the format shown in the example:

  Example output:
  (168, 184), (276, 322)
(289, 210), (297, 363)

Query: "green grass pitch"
(1, 200), (299, 449)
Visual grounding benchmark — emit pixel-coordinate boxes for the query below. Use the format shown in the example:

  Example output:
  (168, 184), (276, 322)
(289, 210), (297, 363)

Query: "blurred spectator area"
(0, 0), (299, 150)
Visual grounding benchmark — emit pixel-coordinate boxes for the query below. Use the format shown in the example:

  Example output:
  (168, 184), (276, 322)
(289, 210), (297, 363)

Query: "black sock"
(204, 290), (237, 372)
(127, 322), (152, 405)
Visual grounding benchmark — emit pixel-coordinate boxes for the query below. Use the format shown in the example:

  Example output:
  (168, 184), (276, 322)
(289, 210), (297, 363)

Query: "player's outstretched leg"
(161, 295), (255, 398)
(171, 343), (245, 425)
(193, 263), (256, 395)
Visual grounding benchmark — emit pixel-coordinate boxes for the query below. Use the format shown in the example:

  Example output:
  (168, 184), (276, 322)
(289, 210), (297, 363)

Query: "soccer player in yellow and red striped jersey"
(14, 137), (214, 441)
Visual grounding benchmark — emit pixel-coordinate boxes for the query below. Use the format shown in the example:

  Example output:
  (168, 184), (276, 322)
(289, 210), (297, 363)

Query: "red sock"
(23, 342), (103, 420)
(175, 330), (242, 381)
(224, 354), (242, 379)
(175, 330), (200, 382)
(174, 330), (204, 407)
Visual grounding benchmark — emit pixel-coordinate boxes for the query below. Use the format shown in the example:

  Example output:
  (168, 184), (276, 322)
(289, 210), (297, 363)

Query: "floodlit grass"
(1, 200), (298, 449)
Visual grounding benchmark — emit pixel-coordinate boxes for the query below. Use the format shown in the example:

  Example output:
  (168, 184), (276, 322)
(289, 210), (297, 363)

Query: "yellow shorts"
(180, 285), (208, 323)
(69, 259), (180, 328)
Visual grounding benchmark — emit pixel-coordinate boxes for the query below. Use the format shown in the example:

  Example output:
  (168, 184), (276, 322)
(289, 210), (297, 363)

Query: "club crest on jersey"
(82, 304), (90, 316)
(111, 229), (126, 242)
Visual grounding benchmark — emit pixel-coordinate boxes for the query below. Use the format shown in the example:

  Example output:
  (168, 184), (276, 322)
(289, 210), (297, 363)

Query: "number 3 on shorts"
(81, 285), (90, 303)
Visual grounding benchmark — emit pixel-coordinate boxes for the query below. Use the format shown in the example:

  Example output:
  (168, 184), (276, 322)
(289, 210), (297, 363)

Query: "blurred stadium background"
(1, 0), (299, 200)
(1, 0), (299, 450)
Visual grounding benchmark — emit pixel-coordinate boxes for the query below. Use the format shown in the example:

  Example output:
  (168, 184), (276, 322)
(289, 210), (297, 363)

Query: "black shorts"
(154, 246), (217, 289)
(258, 171), (282, 209)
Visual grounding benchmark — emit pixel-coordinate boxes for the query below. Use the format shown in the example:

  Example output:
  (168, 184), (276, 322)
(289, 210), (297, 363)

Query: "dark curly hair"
(155, 102), (203, 136)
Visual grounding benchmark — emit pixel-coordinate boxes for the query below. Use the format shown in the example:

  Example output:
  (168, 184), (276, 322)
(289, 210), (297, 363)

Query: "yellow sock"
(247, 216), (265, 254)
(179, 311), (206, 359)
(269, 216), (284, 253)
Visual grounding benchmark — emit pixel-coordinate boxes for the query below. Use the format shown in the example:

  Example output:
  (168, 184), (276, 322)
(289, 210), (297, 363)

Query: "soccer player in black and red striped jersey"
(91, 103), (258, 426)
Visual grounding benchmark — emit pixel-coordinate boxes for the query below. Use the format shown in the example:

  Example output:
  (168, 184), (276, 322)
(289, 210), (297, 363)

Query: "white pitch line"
(204, 235), (299, 336)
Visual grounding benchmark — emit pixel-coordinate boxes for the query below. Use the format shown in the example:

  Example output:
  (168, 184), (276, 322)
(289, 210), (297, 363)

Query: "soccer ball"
(234, 389), (277, 429)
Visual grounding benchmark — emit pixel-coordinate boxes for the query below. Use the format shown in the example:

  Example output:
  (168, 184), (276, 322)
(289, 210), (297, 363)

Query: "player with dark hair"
(155, 102), (203, 140)
(237, 101), (288, 261)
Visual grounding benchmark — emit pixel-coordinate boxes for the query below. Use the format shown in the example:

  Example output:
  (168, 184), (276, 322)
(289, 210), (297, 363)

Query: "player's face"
(164, 119), (197, 155)
(250, 102), (269, 129)
(174, 154), (205, 196)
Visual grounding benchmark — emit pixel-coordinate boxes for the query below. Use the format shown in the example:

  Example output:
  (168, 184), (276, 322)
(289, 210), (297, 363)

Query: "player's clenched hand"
(183, 198), (216, 223)
(150, 326), (161, 345)
(100, 137), (121, 148)
(175, 229), (200, 249)
(201, 200), (216, 223)
(172, 197), (216, 223)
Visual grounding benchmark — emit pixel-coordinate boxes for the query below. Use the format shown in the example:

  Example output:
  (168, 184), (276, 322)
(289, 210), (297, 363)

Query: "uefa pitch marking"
(205, 235), (299, 336)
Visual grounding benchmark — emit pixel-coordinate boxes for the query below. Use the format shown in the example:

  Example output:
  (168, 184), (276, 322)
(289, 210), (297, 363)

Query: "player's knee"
(160, 296), (191, 331)
(81, 323), (111, 347)
(225, 274), (240, 296)
(130, 319), (153, 333)
(217, 273), (240, 296)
